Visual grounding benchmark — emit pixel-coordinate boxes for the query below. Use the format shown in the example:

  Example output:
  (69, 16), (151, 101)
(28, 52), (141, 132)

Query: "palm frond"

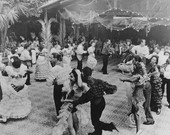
(38, 19), (46, 42)
(6, 9), (19, 24)
(38, 17), (58, 48)
(12, 1), (29, 16)
(46, 22), (52, 46)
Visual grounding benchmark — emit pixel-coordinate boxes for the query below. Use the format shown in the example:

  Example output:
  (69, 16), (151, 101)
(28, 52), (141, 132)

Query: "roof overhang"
(39, 0), (80, 10)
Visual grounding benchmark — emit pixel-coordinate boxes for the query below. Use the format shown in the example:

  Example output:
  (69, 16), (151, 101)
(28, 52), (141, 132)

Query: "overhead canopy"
(39, 0), (170, 30)
(111, 0), (170, 19)
(40, 0), (170, 18)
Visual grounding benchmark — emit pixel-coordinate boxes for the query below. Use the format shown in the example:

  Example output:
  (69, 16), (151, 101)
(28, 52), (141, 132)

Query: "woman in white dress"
(0, 56), (31, 122)
(35, 45), (51, 81)
(87, 40), (97, 69)
(62, 42), (74, 66)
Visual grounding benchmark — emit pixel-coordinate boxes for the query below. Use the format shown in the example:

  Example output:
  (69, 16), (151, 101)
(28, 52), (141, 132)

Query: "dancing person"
(34, 45), (51, 81)
(46, 57), (72, 116)
(117, 52), (134, 74)
(17, 43), (24, 57)
(8, 47), (18, 62)
(62, 42), (74, 67)
(148, 55), (162, 115)
(131, 39), (149, 65)
(101, 39), (113, 74)
(76, 38), (87, 71)
(20, 43), (32, 85)
(50, 41), (62, 67)
(72, 67), (118, 135)
(87, 40), (97, 69)
(0, 56), (31, 122)
(120, 55), (149, 133)
(60, 69), (89, 135)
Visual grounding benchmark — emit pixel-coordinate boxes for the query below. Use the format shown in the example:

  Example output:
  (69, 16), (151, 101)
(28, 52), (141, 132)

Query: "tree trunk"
(0, 24), (8, 53)
(0, 29), (4, 53)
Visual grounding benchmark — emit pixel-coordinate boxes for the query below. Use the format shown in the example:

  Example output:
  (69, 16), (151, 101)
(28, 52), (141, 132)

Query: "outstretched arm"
(120, 76), (140, 83)
(73, 90), (94, 106)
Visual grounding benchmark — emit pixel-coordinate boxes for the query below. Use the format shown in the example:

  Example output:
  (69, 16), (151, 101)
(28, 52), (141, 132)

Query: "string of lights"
(63, 6), (170, 32)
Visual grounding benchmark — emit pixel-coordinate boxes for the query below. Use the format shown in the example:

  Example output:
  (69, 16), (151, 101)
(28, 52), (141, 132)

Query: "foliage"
(0, 0), (49, 52)
(38, 12), (58, 49)
(0, 0), (30, 52)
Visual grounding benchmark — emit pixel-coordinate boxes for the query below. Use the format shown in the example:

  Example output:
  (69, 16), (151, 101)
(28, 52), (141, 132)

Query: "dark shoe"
(26, 83), (31, 85)
(103, 72), (108, 75)
(156, 109), (161, 115)
(110, 122), (119, 132)
(143, 121), (155, 125)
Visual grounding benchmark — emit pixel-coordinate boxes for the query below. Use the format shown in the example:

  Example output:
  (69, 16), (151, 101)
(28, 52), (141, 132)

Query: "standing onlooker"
(131, 39), (149, 65)
(76, 39), (87, 71)
(101, 39), (112, 74)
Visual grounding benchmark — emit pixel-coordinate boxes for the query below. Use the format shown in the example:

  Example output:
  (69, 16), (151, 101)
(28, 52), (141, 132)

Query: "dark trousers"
(53, 83), (63, 115)
(102, 54), (109, 74)
(77, 59), (82, 71)
(164, 78), (170, 105)
(143, 81), (154, 122)
(22, 60), (32, 85)
(0, 84), (2, 101)
(25, 73), (31, 85)
(91, 97), (112, 135)
(161, 74), (166, 97)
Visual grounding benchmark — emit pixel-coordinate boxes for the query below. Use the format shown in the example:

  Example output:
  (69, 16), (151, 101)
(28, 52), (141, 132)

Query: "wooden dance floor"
(0, 56), (170, 135)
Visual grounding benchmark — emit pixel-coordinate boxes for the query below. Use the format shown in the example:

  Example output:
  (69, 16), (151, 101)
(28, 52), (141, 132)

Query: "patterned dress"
(0, 64), (31, 121)
(149, 64), (162, 110)
(35, 48), (52, 81)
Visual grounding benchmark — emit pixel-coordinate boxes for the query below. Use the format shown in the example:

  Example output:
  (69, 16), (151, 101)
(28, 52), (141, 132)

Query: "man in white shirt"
(131, 39), (149, 65)
(76, 39), (87, 71)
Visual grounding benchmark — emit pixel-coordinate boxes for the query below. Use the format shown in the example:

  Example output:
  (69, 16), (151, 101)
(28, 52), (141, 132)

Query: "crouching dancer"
(72, 67), (118, 135)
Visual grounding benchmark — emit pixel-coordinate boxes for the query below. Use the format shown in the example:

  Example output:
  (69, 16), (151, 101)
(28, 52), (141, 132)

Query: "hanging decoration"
(39, 0), (170, 31)
(64, 8), (98, 25)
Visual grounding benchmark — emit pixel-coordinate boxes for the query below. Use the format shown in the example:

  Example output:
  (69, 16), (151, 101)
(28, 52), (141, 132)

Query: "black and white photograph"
(0, 0), (170, 135)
